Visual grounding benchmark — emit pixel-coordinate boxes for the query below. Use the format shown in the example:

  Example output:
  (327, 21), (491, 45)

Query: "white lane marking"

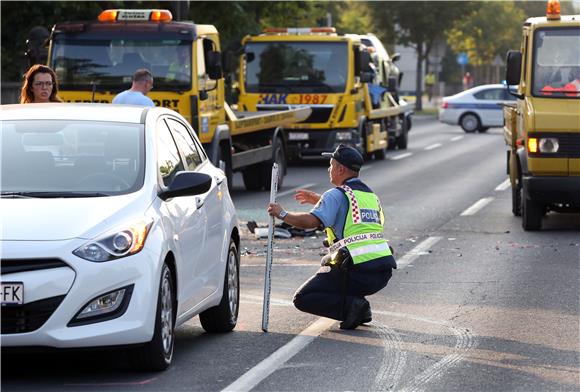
(390, 152), (413, 161)
(360, 164), (373, 172)
(424, 143), (442, 151)
(221, 317), (336, 392)
(396, 236), (442, 269)
(494, 178), (511, 191)
(460, 197), (494, 216)
(450, 135), (464, 142)
(372, 321), (407, 391)
(277, 183), (316, 198)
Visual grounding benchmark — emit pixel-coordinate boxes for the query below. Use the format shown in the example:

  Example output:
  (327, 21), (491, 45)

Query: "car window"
(166, 118), (204, 171)
(473, 88), (504, 100)
(1, 120), (144, 195)
(156, 120), (184, 187)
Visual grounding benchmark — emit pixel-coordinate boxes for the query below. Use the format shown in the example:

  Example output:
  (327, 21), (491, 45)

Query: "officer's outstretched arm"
(283, 212), (321, 230)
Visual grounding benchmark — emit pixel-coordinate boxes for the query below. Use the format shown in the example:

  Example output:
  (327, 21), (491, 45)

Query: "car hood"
(532, 98), (580, 132)
(0, 192), (153, 241)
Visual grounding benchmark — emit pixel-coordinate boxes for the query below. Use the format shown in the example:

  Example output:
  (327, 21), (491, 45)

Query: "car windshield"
(244, 41), (348, 93)
(532, 27), (580, 98)
(1, 120), (145, 196)
(50, 37), (191, 91)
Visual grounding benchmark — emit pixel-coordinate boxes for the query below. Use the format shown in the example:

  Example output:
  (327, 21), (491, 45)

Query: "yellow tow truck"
(236, 27), (412, 161)
(504, 0), (580, 230)
(47, 9), (310, 190)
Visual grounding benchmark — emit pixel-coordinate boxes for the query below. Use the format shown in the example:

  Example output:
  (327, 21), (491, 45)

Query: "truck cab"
(504, 0), (580, 230)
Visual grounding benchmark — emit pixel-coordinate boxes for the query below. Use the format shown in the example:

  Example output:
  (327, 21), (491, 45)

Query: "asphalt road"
(3, 118), (579, 392)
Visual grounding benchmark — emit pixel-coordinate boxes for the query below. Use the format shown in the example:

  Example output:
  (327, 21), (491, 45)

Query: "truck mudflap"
(225, 104), (311, 135)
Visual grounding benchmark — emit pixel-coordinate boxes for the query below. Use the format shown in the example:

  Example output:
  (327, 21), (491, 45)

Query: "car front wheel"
(129, 263), (175, 371)
(200, 240), (239, 332)
(460, 113), (480, 133)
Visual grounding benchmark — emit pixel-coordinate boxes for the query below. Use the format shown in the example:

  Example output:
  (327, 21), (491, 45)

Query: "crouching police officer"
(267, 144), (396, 330)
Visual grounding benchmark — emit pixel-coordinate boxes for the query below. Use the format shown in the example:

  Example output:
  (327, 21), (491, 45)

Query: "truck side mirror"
(207, 50), (223, 80)
(358, 50), (373, 74)
(391, 53), (401, 63)
(505, 50), (522, 86)
(360, 72), (374, 83)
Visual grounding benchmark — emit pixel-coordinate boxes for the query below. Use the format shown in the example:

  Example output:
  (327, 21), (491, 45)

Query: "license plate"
(288, 132), (309, 141)
(1, 282), (24, 305)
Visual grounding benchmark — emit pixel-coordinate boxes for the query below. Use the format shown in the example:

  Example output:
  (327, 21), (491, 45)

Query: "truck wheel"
(219, 143), (233, 190)
(521, 185), (543, 231)
(242, 166), (263, 191)
(200, 240), (239, 333)
(511, 181), (522, 217)
(460, 113), (480, 133)
(264, 136), (286, 190)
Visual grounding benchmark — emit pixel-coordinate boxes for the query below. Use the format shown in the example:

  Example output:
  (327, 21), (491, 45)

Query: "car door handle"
(195, 196), (204, 209)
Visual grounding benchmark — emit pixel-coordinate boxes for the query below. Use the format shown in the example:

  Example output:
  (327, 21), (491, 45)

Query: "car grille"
(1, 258), (68, 275)
(1, 295), (66, 334)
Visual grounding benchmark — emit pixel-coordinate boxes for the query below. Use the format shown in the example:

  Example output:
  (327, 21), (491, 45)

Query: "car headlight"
(73, 219), (153, 262)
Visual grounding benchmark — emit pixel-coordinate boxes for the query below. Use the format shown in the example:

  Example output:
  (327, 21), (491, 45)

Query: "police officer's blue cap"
(321, 144), (363, 172)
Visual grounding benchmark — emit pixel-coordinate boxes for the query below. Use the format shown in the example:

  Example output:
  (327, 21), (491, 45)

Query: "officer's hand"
(295, 189), (321, 205)
(320, 254), (332, 266)
(267, 202), (282, 218)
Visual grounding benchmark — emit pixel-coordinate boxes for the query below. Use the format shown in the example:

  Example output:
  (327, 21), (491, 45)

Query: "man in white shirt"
(112, 68), (155, 106)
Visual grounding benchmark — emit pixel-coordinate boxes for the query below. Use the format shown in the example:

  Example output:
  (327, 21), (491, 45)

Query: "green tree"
(368, 1), (475, 110)
(446, 2), (525, 67)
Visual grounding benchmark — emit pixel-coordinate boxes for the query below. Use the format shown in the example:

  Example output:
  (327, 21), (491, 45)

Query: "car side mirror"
(159, 172), (212, 200)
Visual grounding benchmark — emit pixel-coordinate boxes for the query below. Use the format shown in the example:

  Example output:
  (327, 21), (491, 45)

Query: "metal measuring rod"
(262, 163), (279, 332)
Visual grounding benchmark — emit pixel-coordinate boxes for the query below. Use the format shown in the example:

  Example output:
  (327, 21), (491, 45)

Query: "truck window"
(244, 41), (348, 94)
(51, 37), (192, 91)
(532, 27), (580, 98)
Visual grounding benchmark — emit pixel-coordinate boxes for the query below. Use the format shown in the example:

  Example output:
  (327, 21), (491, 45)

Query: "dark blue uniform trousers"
(293, 255), (394, 321)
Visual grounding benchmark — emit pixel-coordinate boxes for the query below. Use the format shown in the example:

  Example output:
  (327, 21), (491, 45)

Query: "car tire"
(460, 113), (480, 133)
(264, 136), (286, 190)
(478, 127), (489, 133)
(521, 184), (543, 231)
(129, 263), (175, 371)
(200, 240), (239, 333)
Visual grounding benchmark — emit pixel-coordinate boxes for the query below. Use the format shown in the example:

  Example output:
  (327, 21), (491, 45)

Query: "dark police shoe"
(361, 306), (372, 324)
(340, 298), (369, 330)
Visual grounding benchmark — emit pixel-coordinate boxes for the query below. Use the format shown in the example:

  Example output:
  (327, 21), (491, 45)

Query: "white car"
(439, 84), (516, 133)
(0, 103), (240, 371)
